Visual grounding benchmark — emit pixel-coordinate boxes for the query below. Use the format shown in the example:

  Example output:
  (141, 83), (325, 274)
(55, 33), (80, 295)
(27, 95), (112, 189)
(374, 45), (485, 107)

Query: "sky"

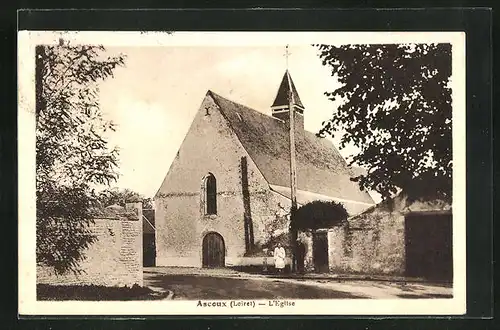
(17, 30), (465, 206)
(98, 45), (352, 198)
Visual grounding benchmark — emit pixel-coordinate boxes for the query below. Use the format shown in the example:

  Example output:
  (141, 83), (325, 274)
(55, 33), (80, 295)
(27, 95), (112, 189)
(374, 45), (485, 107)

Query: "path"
(144, 267), (453, 300)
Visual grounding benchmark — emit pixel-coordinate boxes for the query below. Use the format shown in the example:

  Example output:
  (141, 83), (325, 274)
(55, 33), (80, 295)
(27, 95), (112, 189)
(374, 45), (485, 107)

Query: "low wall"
(339, 195), (452, 276)
(327, 227), (345, 271)
(292, 195), (451, 276)
(327, 195), (451, 276)
(37, 213), (143, 287)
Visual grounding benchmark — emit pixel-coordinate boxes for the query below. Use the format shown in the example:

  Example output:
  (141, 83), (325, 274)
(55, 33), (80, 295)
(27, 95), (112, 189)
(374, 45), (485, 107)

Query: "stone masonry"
(37, 202), (143, 287)
(155, 94), (293, 267)
(298, 194), (451, 276)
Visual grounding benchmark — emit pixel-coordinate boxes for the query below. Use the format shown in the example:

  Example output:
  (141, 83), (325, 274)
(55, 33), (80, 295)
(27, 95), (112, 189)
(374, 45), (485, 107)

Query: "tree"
(263, 203), (291, 250)
(291, 200), (348, 230)
(141, 197), (154, 210)
(315, 43), (452, 201)
(98, 188), (153, 209)
(36, 42), (125, 274)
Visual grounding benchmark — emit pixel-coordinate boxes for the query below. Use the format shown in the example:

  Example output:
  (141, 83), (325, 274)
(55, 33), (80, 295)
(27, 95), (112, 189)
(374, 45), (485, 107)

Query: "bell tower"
(271, 70), (305, 130)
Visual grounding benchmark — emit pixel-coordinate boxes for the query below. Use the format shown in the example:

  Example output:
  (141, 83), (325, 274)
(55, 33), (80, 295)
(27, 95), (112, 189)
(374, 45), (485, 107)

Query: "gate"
(313, 231), (329, 273)
(202, 232), (225, 268)
(143, 233), (156, 267)
(405, 213), (453, 281)
(296, 242), (306, 272)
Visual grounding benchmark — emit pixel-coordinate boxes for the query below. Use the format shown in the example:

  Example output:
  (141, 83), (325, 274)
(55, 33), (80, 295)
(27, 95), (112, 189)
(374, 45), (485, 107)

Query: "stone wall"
(37, 203), (143, 287)
(327, 226), (345, 271)
(329, 194), (452, 276)
(295, 195), (451, 276)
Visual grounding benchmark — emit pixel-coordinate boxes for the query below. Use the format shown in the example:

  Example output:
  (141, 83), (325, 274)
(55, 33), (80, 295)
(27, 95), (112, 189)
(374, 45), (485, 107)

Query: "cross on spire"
(284, 44), (292, 70)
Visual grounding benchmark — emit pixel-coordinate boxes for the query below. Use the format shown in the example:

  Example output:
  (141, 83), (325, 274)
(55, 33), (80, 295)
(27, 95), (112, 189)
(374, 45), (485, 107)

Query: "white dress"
(273, 247), (286, 269)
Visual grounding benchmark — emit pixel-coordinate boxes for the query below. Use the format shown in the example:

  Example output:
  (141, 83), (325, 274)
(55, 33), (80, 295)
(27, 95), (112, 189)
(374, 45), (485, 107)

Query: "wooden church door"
(202, 232), (225, 268)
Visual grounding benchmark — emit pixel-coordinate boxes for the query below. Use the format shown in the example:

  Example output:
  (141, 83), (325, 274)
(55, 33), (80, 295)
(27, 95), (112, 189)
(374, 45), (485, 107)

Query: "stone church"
(154, 71), (375, 268)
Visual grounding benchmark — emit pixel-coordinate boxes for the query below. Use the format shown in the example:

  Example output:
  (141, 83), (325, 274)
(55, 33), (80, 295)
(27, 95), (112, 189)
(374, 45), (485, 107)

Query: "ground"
(144, 267), (453, 300)
(37, 283), (170, 301)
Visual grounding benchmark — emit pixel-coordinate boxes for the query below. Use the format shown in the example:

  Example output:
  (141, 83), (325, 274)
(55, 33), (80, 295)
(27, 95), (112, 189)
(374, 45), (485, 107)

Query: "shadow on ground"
(145, 273), (368, 300)
(396, 293), (453, 299)
(37, 284), (170, 301)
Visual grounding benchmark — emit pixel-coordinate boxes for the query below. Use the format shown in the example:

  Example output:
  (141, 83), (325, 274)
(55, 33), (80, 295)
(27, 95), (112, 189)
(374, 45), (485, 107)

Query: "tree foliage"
(315, 43), (452, 201)
(263, 203), (291, 250)
(291, 200), (348, 230)
(36, 42), (125, 274)
(98, 188), (153, 209)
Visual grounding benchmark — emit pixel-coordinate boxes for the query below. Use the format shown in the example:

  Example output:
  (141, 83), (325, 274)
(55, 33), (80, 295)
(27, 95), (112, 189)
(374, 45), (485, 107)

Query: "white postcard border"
(18, 30), (466, 316)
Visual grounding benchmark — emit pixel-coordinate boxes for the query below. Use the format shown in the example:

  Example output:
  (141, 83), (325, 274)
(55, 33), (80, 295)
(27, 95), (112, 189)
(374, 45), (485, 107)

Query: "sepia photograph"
(18, 31), (466, 315)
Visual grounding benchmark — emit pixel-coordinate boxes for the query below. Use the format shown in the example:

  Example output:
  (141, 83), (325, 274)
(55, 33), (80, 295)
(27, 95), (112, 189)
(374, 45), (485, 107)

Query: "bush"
(292, 200), (348, 230)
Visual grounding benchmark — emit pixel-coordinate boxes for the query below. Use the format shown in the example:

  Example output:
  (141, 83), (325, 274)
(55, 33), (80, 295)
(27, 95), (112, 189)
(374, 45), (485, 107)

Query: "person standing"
(273, 243), (286, 274)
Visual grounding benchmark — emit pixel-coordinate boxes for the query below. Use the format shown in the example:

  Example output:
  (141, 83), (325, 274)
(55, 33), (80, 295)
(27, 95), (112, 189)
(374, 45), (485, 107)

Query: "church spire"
(271, 71), (304, 109)
(271, 70), (305, 129)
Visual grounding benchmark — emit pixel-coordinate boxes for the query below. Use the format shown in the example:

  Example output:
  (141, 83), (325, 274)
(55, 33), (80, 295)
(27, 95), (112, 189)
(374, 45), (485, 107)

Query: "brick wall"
(37, 204), (143, 287)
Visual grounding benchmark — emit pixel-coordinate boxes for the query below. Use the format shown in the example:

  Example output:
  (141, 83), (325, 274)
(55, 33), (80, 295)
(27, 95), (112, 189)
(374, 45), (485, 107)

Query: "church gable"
(154, 91), (285, 264)
(155, 91), (270, 198)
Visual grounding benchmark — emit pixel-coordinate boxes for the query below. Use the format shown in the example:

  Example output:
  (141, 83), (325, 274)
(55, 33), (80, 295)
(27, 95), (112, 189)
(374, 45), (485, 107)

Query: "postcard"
(18, 30), (466, 315)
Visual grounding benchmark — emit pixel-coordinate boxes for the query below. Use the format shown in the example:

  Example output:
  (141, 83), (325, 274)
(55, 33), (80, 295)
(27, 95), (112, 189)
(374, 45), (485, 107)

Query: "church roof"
(271, 70), (304, 109)
(208, 91), (375, 205)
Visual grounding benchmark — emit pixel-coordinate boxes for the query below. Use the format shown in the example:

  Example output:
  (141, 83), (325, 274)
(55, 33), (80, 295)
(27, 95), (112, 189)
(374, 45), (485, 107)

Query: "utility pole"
(285, 45), (298, 272)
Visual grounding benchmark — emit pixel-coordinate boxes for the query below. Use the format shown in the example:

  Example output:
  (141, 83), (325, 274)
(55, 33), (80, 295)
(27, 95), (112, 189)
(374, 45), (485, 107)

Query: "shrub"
(291, 200), (348, 230)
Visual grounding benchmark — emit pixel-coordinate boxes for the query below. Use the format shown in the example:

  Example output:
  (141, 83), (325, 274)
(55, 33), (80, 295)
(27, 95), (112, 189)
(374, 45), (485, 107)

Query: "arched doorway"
(202, 232), (225, 268)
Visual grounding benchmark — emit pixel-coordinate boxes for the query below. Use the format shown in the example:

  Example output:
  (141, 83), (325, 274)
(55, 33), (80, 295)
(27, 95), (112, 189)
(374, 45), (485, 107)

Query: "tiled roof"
(269, 184), (375, 216)
(209, 91), (375, 206)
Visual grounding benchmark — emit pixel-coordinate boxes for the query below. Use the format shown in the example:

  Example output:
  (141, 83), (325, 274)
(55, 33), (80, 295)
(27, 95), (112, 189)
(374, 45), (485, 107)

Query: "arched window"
(204, 173), (217, 215)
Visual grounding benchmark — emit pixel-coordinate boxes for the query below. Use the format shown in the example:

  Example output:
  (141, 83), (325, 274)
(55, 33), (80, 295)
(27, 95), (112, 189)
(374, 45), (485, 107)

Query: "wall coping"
(402, 209), (452, 216)
(93, 217), (140, 222)
(299, 227), (344, 233)
(348, 194), (452, 220)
